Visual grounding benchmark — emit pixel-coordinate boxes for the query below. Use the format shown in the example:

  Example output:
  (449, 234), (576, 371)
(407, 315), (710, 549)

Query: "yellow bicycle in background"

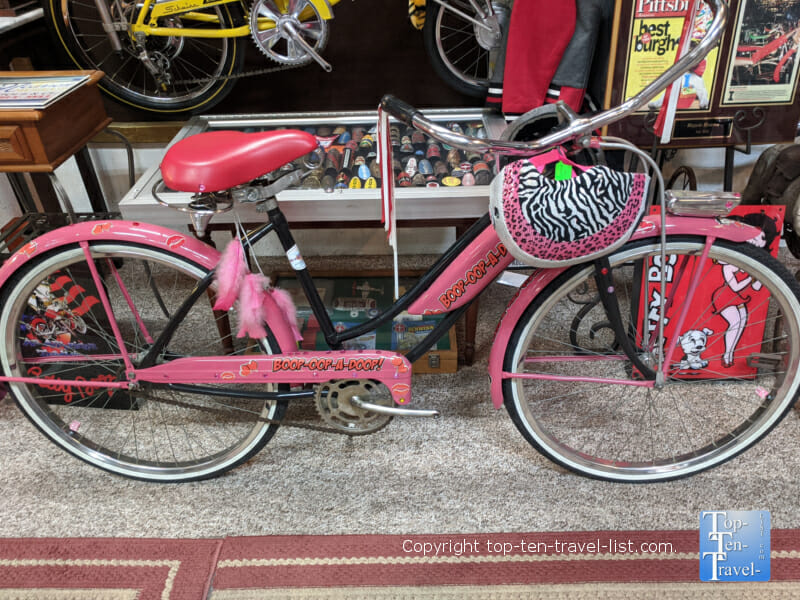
(44, 0), (510, 113)
(45, 0), (337, 113)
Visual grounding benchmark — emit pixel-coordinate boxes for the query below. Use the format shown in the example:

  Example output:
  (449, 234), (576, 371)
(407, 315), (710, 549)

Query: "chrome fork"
(92, 0), (125, 51)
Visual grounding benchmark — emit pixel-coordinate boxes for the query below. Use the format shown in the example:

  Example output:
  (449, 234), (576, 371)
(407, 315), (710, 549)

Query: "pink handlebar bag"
(489, 148), (651, 267)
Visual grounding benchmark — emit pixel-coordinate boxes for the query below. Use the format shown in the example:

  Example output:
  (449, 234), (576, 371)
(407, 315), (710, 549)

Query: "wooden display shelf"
(0, 70), (111, 172)
(0, 0), (38, 17)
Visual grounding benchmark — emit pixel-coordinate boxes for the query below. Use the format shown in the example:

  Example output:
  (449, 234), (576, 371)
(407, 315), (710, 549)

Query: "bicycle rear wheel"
(0, 242), (286, 482)
(424, 0), (511, 97)
(43, 0), (246, 113)
(502, 237), (800, 482)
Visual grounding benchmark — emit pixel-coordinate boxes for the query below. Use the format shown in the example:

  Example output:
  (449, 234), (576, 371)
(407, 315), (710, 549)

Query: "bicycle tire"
(666, 165), (698, 191)
(423, 0), (511, 98)
(42, 0), (246, 114)
(502, 237), (800, 482)
(497, 104), (568, 169)
(0, 242), (287, 482)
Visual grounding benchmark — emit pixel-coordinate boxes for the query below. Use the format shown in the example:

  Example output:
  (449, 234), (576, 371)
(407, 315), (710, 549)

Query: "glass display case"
(119, 108), (505, 228)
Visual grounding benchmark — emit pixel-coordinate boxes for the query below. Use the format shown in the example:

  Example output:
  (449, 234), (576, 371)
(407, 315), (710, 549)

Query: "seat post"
(263, 199), (340, 347)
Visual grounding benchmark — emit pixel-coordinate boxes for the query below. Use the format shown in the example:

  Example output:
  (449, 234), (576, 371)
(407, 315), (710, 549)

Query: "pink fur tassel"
(236, 273), (269, 339)
(213, 237), (248, 311)
(270, 287), (303, 342)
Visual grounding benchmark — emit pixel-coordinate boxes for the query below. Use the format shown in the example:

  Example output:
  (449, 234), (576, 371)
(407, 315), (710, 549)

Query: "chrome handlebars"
(380, 0), (728, 155)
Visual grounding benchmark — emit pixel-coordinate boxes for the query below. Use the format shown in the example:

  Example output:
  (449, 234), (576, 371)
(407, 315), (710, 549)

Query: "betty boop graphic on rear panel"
(638, 207), (783, 378)
(711, 211), (779, 369)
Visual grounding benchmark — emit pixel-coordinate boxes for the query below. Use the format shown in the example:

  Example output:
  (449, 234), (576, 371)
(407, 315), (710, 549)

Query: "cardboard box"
(275, 272), (458, 374)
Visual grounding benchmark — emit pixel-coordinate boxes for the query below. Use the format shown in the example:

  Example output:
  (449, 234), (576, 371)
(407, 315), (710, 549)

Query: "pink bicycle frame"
(0, 213), (762, 411)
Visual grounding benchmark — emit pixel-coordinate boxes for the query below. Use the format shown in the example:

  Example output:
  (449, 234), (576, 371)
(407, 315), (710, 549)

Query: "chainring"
(250, 0), (329, 66)
(314, 379), (393, 435)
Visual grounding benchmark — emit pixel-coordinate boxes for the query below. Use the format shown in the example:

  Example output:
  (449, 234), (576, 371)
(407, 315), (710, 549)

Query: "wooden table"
(0, 69), (111, 213)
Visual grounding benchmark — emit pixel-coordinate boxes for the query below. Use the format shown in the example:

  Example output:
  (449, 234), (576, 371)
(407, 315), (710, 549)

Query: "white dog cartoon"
(678, 327), (714, 370)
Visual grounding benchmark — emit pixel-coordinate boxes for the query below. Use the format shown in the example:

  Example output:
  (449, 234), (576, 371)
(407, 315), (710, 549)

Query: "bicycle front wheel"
(43, 0), (246, 113)
(0, 242), (286, 482)
(502, 237), (800, 482)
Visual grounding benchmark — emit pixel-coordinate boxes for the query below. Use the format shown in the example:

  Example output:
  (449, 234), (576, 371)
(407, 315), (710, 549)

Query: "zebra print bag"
(489, 152), (651, 267)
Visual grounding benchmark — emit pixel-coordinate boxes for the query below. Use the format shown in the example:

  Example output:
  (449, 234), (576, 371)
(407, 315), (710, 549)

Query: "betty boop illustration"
(711, 212), (779, 368)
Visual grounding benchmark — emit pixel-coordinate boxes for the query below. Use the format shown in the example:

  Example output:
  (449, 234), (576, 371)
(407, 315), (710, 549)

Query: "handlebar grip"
(380, 94), (420, 128)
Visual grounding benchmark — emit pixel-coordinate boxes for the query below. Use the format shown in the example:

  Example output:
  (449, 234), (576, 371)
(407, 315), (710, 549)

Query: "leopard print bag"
(489, 150), (651, 267)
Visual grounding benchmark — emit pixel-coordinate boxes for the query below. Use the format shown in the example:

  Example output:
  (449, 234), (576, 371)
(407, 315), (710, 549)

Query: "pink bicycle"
(2, 0), (799, 483)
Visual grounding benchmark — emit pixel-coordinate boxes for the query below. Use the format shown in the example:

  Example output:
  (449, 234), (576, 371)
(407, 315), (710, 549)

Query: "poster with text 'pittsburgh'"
(624, 1), (720, 111)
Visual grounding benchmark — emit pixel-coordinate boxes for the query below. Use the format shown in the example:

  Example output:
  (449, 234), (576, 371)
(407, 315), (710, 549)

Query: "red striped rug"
(1, 531), (799, 598)
(0, 538), (221, 599)
(211, 530), (800, 598)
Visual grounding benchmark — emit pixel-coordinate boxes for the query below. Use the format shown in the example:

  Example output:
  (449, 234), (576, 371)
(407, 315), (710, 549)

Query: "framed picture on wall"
(606, 0), (800, 148)
(721, 0), (800, 105)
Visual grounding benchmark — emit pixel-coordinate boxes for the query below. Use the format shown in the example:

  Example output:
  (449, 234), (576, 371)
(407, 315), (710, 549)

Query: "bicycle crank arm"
(350, 396), (440, 418)
(281, 21), (332, 72)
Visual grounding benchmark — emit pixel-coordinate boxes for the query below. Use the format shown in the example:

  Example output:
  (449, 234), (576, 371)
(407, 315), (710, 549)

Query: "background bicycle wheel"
(26, 2), (480, 119)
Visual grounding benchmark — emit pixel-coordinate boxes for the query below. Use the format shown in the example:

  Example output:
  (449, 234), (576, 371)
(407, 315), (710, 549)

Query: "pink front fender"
(0, 220), (299, 353)
(487, 213), (763, 410)
(488, 268), (564, 409)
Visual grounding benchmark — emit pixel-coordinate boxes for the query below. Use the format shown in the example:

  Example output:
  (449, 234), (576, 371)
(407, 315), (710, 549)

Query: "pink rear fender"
(487, 214), (765, 410)
(0, 220), (299, 353)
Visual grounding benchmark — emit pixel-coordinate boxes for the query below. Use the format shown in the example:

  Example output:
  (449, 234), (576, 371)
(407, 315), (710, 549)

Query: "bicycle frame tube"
(407, 225), (513, 314)
(133, 0), (336, 38)
(135, 350), (414, 405)
(133, 0), (246, 38)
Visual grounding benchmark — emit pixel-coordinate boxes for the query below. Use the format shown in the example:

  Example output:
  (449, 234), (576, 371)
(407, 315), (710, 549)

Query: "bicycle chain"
(173, 62), (298, 86)
(136, 388), (357, 435)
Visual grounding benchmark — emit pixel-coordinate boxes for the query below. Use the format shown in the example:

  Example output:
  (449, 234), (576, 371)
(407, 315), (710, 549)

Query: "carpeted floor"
(1, 253), (800, 542)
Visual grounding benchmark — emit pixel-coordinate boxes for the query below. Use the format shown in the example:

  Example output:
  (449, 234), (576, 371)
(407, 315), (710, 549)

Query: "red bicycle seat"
(160, 130), (319, 193)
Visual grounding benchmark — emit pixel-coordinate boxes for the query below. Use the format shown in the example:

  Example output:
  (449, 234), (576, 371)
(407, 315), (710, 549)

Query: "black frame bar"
(264, 205), (492, 350)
